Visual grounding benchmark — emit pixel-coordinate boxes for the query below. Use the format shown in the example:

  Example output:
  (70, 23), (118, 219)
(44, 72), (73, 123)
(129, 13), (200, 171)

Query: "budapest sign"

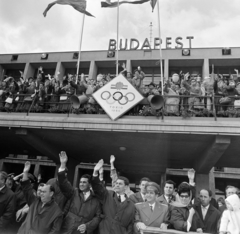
(93, 74), (144, 121)
(108, 36), (194, 51)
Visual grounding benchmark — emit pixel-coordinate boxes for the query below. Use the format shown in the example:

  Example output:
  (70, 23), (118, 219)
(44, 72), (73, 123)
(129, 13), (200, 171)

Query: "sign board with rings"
(93, 74), (144, 120)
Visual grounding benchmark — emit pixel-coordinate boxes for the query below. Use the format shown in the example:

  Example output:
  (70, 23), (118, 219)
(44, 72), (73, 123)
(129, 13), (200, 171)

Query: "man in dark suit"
(91, 159), (135, 234)
(134, 182), (169, 233)
(0, 171), (15, 233)
(129, 177), (150, 204)
(157, 180), (176, 205)
(192, 189), (221, 234)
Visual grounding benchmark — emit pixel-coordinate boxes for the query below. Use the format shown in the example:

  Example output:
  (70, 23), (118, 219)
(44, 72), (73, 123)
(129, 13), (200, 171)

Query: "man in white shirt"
(157, 180), (176, 205)
(192, 189), (220, 234)
(129, 177), (150, 204)
(58, 151), (101, 234)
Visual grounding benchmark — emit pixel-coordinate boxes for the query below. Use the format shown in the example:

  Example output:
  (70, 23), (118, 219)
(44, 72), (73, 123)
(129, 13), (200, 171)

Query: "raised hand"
(99, 167), (104, 174)
(110, 155), (115, 164)
(23, 161), (31, 173)
(94, 159), (104, 172)
(59, 151), (68, 165)
(188, 168), (195, 181)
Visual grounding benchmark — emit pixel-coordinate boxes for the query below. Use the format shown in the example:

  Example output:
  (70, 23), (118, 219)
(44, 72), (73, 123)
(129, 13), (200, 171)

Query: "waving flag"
(101, 0), (150, 8)
(43, 0), (94, 17)
(150, 0), (157, 11)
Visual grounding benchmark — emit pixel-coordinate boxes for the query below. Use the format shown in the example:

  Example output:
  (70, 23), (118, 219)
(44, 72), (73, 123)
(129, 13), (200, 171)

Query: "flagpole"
(116, 0), (120, 76)
(157, 0), (163, 95)
(76, 13), (86, 84)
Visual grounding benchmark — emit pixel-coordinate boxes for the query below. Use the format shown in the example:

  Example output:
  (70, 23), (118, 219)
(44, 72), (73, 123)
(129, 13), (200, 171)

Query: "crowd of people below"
(0, 152), (240, 234)
(1, 65), (240, 117)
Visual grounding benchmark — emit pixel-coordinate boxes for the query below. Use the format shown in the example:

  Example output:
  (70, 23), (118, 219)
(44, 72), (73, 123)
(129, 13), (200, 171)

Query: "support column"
(126, 60), (132, 73)
(195, 168), (215, 197)
(88, 61), (98, 80)
(0, 65), (4, 81)
(202, 58), (210, 78)
(66, 157), (79, 185)
(160, 172), (166, 195)
(24, 63), (35, 80)
(164, 59), (169, 79)
(55, 61), (65, 82)
(195, 136), (230, 174)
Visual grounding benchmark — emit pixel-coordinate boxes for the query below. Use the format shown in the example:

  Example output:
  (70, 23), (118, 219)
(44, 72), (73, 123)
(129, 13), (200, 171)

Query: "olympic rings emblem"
(101, 91), (135, 105)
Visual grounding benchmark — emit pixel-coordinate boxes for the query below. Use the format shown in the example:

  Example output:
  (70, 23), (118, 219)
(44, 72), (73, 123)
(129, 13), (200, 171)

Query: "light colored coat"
(134, 201), (169, 233)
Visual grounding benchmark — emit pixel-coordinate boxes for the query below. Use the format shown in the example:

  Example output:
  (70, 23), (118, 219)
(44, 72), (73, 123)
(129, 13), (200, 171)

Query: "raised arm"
(91, 159), (108, 202)
(110, 155), (118, 188)
(57, 151), (75, 199)
(21, 161), (37, 206)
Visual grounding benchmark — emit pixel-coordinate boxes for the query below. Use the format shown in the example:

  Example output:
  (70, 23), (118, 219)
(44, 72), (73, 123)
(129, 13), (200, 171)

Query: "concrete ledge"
(1, 113), (240, 135)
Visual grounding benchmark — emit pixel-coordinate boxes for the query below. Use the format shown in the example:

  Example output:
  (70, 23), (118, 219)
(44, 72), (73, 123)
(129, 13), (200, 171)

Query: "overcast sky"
(0, 0), (239, 54)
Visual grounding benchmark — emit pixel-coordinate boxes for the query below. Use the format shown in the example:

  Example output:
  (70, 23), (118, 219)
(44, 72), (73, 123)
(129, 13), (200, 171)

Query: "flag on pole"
(150, 0), (157, 12)
(101, 0), (150, 8)
(43, 0), (94, 17)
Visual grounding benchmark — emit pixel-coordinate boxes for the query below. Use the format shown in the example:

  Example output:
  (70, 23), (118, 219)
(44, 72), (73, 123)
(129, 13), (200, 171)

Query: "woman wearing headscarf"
(169, 182), (195, 232)
(219, 194), (240, 234)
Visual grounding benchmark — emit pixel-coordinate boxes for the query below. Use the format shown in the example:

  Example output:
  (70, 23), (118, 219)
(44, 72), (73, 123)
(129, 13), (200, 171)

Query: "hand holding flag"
(43, 0), (94, 17)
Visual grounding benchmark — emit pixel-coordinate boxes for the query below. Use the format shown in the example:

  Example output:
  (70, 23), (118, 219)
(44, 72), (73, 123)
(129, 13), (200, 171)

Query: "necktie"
(149, 205), (154, 212)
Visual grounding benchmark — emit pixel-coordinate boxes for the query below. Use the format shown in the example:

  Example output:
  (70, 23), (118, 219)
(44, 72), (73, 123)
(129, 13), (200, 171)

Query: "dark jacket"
(58, 170), (101, 234)
(46, 178), (67, 211)
(91, 176), (135, 234)
(0, 185), (15, 232)
(191, 204), (221, 234)
(129, 192), (144, 204)
(170, 206), (190, 231)
(157, 194), (175, 205)
(18, 180), (63, 234)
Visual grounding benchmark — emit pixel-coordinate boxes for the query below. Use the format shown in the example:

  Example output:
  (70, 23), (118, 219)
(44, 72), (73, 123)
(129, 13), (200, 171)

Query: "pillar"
(195, 168), (215, 198)
(55, 61), (65, 82)
(0, 65), (4, 81)
(126, 60), (132, 73)
(24, 63), (35, 80)
(160, 171), (167, 195)
(202, 58), (210, 78)
(89, 61), (98, 80)
(164, 59), (169, 79)
(66, 157), (79, 185)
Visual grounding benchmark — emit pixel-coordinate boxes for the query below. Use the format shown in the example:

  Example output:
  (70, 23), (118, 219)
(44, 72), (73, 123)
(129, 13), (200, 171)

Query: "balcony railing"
(0, 93), (240, 120)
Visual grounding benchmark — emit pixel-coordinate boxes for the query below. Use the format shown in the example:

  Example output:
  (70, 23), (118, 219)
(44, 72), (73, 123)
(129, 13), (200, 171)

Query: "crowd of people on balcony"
(0, 153), (240, 234)
(0, 65), (240, 118)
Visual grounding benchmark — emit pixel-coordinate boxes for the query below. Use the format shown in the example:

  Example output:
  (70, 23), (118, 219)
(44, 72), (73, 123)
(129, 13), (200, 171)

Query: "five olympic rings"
(101, 91), (135, 105)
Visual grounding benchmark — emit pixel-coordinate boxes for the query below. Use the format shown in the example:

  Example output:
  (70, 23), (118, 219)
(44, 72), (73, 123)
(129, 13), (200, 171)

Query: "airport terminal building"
(1, 45), (240, 198)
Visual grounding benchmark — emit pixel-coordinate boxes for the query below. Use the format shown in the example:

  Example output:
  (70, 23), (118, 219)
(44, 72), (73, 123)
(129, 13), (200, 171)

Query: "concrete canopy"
(0, 113), (240, 183)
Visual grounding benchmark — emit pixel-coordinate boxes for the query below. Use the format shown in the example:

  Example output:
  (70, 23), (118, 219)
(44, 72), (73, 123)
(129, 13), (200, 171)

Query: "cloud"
(0, 0), (239, 53)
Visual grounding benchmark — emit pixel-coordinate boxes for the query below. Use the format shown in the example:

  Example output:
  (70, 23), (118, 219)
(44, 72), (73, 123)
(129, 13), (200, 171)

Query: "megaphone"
(70, 94), (89, 109)
(147, 95), (164, 110)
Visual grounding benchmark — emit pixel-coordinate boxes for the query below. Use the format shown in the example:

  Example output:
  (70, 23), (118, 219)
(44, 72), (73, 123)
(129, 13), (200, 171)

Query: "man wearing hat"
(134, 182), (169, 233)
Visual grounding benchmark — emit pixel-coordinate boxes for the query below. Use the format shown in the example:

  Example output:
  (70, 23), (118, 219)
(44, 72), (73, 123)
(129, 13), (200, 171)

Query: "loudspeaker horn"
(147, 95), (164, 110)
(70, 94), (89, 109)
